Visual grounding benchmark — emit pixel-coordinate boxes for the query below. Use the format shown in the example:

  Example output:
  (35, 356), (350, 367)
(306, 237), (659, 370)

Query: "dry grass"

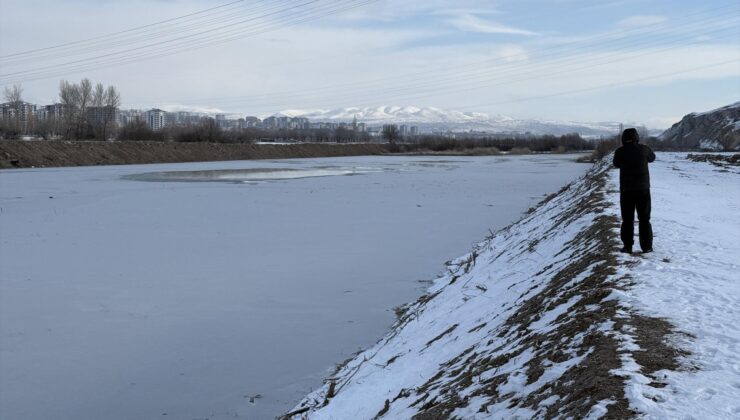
(509, 147), (532, 155)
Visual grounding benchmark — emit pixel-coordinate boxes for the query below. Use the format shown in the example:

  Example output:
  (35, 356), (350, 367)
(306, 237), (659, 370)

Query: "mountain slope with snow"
(659, 102), (740, 150)
(276, 106), (623, 137)
(276, 106), (490, 123)
(287, 153), (740, 419)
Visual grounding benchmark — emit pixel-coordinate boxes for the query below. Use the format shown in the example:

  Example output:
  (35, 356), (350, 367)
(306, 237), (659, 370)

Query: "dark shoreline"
(0, 140), (389, 169)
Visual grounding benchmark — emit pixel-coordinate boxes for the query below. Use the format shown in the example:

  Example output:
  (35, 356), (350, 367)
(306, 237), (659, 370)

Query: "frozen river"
(0, 154), (588, 419)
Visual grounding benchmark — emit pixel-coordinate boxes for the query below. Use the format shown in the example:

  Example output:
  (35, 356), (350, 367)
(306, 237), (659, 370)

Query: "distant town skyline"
(1, 0), (738, 129)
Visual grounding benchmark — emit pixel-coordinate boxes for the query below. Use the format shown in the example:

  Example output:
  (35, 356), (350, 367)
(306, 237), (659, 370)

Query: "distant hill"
(659, 102), (740, 150)
(275, 106), (626, 137)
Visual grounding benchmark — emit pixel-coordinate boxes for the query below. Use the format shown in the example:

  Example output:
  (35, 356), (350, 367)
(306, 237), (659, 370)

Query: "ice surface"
(0, 155), (588, 420)
(123, 166), (384, 183)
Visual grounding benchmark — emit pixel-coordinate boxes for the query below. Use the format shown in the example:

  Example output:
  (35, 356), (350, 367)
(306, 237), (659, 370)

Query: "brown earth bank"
(0, 140), (390, 169)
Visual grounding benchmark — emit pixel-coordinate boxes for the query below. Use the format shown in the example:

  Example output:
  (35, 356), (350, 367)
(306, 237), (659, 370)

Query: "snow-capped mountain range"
(276, 106), (490, 123)
(274, 106), (631, 137)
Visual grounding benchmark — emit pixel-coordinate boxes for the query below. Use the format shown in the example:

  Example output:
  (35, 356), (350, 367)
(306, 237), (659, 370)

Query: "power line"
(459, 59), (740, 110)
(124, 4), (739, 107)
(1, 1), (366, 82)
(4, 1), (736, 114)
(3, 1), (734, 85)
(0, 0), (247, 59)
(158, 59), (739, 114)
(296, 25), (738, 109)
(0, 0), (294, 66)
(252, 58), (737, 114)
(245, 41), (739, 113)
(124, 11), (739, 110)
(0, 0), (380, 83)
(0, 0), (322, 77)
(205, 23), (740, 108)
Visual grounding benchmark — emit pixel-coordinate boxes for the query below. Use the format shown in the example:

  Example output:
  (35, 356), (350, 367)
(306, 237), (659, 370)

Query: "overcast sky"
(1, 0), (738, 127)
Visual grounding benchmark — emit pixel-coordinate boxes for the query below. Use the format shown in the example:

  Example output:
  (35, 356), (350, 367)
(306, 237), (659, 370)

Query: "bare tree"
(92, 83), (105, 107)
(89, 83), (107, 139)
(3, 84), (23, 103)
(77, 78), (92, 139)
(58, 78), (115, 139)
(59, 80), (80, 139)
(32, 117), (55, 140)
(382, 124), (399, 144)
(58, 80), (77, 106)
(105, 86), (120, 108)
(100, 85), (120, 140)
(2, 84), (25, 134)
(79, 79), (92, 104)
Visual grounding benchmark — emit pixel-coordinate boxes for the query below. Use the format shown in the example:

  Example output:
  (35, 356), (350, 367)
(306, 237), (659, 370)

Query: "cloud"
(338, 0), (500, 23)
(496, 44), (529, 62)
(645, 116), (680, 129)
(617, 15), (668, 28)
(431, 8), (500, 17)
(3, 0), (737, 126)
(448, 13), (539, 36)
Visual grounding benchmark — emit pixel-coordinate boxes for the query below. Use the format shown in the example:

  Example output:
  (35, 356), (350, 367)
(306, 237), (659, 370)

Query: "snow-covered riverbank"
(289, 153), (740, 419)
(611, 153), (740, 418)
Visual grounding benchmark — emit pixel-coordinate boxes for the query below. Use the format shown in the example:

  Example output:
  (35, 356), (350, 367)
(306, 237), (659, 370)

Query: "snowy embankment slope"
(287, 153), (740, 419)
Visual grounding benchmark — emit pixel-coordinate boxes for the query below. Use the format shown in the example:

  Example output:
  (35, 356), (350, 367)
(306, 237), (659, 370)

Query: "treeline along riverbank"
(0, 135), (597, 169)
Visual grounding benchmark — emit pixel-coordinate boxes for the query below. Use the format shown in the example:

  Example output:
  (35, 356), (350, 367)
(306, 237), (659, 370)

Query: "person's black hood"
(622, 127), (640, 145)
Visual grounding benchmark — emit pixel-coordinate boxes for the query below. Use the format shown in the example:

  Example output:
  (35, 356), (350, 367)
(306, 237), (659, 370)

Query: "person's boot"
(620, 246), (633, 254)
(642, 248), (653, 253)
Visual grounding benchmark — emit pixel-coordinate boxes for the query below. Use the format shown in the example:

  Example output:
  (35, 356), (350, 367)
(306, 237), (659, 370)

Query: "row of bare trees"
(0, 84), (27, 138)
(3, 84), (23, 103)
(58, 78), (120, 140)
(0, 79), (120, 140)
(116, 119), (376, 143)
(395, 133), (595, 153)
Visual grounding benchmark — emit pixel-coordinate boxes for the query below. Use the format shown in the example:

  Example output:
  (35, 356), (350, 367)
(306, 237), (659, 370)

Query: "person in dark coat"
(613, 128), (655, 254)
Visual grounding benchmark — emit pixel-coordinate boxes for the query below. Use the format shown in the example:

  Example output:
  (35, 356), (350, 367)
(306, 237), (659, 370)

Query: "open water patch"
(122, 166), (384, 183)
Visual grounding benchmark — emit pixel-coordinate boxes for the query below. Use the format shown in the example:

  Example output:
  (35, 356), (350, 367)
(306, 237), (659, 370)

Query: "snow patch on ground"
(698, 139), (724, 151)
(607, 153), (740, 419)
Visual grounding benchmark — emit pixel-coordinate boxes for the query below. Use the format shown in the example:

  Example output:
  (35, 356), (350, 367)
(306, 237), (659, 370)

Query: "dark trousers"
(620, 189), (653, 251)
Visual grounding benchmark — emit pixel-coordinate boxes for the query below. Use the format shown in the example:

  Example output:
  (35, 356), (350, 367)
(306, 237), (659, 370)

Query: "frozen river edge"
(0, 154), (592, 420)
(288, 153), (740, 419)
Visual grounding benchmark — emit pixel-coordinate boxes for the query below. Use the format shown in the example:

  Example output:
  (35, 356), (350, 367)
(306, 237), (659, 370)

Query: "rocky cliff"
(659, 102), (740, 150)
